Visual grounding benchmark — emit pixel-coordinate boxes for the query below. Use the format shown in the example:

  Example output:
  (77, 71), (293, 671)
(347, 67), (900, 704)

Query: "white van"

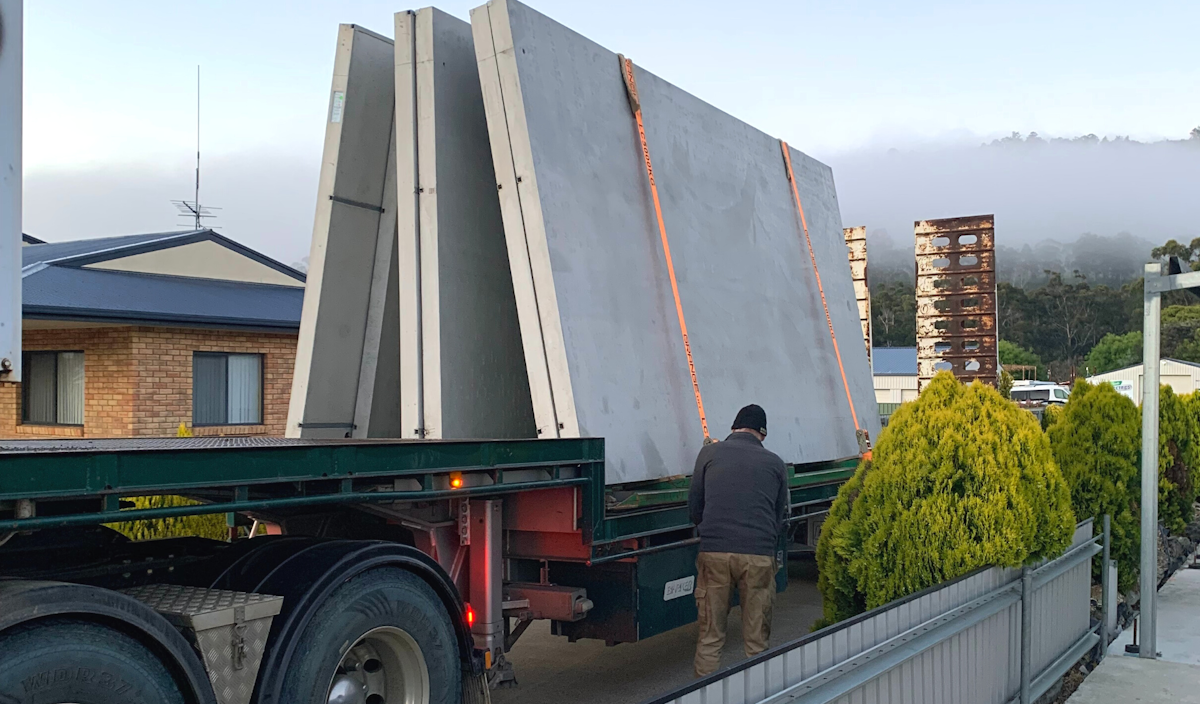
(1010, 381), (1070, 406)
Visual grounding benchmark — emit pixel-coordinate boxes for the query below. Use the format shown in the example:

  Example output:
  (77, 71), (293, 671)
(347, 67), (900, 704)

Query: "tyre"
(0, 618), (185, 704)
(278, 567), (462, 704)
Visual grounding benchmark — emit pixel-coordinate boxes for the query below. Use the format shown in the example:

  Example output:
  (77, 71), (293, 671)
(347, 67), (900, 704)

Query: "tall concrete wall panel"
(288, 24), (399, 439)
(473, 0), (878, 483)
(396, 8), (534, 440)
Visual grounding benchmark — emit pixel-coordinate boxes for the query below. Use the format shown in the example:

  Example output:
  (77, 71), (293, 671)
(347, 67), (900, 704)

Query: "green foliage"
(1157, 388), (1200, 534)
(1041, 403), (1063, 432)
(814, 460), (869, 629)
(815, 373), (1075, 622)
(1085, 331), (1142, 375)
(1048, 380), (1141, 591)
(870, 281), (917, 347)
(108, 496), (229, 542)
(998, 370), (1014, 400)
(999, 340), (1045, 380)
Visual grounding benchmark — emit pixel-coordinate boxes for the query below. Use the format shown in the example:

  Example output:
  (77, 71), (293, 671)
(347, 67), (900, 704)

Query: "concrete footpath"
(1068, 564), (1200, 704)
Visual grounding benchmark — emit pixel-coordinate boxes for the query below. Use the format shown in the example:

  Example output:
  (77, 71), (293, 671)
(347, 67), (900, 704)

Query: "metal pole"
(0, 0), (23, 382)
(1020, 565), (1032, 704)
(1100, 514), (1111, 661)
(1139, 261), (1162, 659)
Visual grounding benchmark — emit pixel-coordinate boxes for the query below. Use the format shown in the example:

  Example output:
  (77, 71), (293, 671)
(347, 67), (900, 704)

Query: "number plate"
(663, 575), (695, 601)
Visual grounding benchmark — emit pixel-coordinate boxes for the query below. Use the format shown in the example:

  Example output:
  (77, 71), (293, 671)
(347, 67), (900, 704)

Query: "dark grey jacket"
(687, 431), (789, 557)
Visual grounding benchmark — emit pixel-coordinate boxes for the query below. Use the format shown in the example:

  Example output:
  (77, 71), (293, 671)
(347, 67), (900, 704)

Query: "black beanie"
(732, 404), (767, 436)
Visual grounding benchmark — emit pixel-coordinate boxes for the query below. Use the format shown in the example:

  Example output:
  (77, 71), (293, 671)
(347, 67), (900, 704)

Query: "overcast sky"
(20, 0), (1200, 264)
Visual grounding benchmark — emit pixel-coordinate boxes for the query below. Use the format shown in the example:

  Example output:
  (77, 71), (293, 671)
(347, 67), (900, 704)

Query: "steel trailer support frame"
(0, 0), (21, 382)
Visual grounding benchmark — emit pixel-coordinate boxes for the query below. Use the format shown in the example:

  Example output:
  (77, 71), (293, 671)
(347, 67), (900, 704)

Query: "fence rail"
(649, 520), (1104, 704)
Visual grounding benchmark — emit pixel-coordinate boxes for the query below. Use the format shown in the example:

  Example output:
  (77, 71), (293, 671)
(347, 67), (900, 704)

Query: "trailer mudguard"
(0, 580), (218, 704)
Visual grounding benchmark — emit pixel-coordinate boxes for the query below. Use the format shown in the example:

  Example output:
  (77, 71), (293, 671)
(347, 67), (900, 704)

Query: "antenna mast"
(172, 65), (219, 229)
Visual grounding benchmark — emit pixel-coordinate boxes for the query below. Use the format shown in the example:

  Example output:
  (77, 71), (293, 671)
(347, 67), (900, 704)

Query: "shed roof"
(872, 347), (917, 376)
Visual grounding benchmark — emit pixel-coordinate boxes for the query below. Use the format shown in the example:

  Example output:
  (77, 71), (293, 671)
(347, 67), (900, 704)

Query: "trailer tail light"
(464, 602), (476, 627)
(450, 472), (464, 489)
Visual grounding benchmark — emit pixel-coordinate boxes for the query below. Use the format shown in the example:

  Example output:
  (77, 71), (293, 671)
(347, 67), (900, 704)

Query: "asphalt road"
(493, 559), (824, 704)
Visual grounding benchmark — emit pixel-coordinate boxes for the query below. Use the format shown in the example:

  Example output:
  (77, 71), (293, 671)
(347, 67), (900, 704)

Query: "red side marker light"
(465, 602), (476, 627)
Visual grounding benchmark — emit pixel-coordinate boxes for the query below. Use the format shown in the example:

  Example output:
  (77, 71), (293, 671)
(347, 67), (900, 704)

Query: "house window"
(193, 353), (263, 425)
(22, 351), (85, 425)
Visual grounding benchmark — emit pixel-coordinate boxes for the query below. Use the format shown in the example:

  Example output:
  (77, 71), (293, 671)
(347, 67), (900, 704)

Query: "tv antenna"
(172, 66), (220, 229)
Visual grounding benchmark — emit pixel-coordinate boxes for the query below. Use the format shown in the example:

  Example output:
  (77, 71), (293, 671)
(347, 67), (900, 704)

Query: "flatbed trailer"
(0, 436), (853, 704)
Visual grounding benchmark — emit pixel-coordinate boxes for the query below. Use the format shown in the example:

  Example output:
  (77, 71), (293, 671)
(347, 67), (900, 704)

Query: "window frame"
(191, 351), (266, 427)
(21, 350), (86, 427)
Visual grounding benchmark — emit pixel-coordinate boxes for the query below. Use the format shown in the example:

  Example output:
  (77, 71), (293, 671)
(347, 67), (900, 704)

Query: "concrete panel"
(287, 24), (397, 439)
(396, 8), (534, 440)
(473, 0), (878, 483)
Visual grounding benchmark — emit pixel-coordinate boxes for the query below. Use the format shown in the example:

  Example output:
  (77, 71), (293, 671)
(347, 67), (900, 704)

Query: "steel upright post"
(1139, 261), (1162, 659)
(1020, 565), (1032, 704)
(1100, 514), (1111, 661)
(0, 0), (23, 381)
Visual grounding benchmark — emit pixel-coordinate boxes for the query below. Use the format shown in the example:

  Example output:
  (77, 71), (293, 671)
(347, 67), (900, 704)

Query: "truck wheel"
(278, 567), (462, 704)
(0, 618), (185, 703)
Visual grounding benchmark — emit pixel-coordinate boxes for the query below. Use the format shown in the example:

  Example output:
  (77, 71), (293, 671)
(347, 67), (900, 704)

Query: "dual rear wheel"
(0, 567), (461, 704)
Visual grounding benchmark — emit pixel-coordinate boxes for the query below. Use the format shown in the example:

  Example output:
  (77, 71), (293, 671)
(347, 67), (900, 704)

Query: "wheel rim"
(326, 626), (430, 704)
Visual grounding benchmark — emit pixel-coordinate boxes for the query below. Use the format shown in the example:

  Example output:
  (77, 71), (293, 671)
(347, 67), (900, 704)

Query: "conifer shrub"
(109, 496), (229, 541)
(1041, 403), (1063, 431)
(815, 372), (1075, 623)
(1158, 387), (1199, 534)
(1048, 380), (1140, 591)
(813, 460), (868, 628)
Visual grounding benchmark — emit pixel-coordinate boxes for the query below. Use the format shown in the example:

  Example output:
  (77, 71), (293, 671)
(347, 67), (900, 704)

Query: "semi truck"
(0, 1), (874, 703)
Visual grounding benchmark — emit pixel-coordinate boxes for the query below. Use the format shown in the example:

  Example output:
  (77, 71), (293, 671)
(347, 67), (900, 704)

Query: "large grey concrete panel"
(288, 24), (398, 439)
(473, 0), (878, 483)
(396, 8), (534, 440)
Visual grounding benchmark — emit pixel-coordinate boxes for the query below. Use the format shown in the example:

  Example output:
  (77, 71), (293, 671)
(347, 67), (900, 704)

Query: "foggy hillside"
(827, 132), (1200, 287)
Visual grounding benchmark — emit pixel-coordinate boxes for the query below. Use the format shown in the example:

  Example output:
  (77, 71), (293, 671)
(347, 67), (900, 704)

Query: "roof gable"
(20, 230), (305, 286)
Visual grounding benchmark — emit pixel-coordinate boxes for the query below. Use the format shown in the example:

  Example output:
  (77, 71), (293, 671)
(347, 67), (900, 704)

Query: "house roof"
(21, 230), (306, 283)
(872, 347), (917, 376)
(21, 230), (305, 330)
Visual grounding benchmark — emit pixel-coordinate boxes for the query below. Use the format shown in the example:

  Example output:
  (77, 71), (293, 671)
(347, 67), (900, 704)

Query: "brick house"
(4, 231), (304, 438)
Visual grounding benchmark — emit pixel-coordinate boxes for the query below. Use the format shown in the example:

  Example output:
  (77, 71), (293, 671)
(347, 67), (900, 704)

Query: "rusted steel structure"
(843, 226), (871, 367)
(915, 215), (998, 389)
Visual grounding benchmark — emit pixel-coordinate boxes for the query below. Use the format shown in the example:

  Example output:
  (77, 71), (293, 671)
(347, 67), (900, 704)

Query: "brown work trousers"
(694, 551), (776, 677)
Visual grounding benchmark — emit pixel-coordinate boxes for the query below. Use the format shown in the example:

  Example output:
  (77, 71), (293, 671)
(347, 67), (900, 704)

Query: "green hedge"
(108, 496), (229, 542)
(815, 372), (1075, 627)
(1048, 380), (1141, 591)
(1158, 387), (1200, 534)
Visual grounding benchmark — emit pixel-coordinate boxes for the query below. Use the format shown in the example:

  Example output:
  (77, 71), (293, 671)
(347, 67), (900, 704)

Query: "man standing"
(687, 404), (788, 677)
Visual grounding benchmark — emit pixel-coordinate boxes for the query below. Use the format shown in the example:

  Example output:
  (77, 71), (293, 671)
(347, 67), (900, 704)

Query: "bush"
(108, 496), (229, 542)
(1041, 403), (1063, 431)
(1048, 380), (1141, 591)
(815, 373), (1075, 621)
(1158, 387), (1199, 534)
(814, 460), (869, 628)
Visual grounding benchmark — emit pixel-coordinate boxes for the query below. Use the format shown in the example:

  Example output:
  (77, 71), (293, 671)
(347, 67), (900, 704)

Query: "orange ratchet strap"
(619, 54), (711, 443)
(779, 141), (870, 458)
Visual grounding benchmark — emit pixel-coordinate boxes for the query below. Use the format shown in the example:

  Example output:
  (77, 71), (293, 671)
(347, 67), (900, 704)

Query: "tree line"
(870, 237), (1200, 379)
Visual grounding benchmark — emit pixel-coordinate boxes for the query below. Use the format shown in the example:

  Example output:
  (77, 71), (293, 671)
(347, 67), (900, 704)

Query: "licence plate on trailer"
(663, 575), (695, 601)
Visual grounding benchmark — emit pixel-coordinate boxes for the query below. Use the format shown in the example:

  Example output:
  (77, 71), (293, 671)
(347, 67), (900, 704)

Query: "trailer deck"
(0, 437), (853, 558)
